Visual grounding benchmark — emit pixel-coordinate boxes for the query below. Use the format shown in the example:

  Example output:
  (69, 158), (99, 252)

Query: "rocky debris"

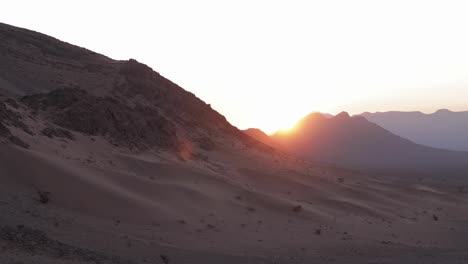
(292, 205), (303, 212)
(342, 232), (352, 240)
(41, 126), (74, 140)
(8, 135), (29, 149)
(0, 225), (137, 264)
(22, 88), (180, 150)
(0, 98), (30, 148)
(197, 137), (215, 151)
(37, 190), (51, 204)
(4, 98), (19, 109)
(315, 229), (322, 235)
(160, 254), (170, 264)
(0, 98), (27, 130)
(459, 186), (467, 193)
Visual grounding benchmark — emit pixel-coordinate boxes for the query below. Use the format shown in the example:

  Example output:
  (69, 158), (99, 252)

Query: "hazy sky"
(2, 0), (468, 133)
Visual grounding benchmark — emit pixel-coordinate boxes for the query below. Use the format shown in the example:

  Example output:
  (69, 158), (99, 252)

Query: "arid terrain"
(1, 23), (468, 263)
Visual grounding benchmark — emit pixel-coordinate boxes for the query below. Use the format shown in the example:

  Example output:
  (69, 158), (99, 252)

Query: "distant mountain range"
(245, 112), (468, 170)
(359, 110), (468, 152)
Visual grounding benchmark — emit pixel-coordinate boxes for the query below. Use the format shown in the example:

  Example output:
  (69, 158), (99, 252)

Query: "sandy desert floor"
(1, 134), (468, 264)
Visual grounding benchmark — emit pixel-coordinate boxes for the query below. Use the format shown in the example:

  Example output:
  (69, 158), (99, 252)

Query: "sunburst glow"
(3, 0), (468, 134)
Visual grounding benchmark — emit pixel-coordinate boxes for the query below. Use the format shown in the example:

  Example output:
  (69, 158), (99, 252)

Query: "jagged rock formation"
(21, 88), (179, 150)
(0, 97), (30, 148)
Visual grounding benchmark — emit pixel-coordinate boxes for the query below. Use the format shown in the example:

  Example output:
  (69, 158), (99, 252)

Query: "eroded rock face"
(22, 89), (180, 150)
(0, 98), (29, 148)
(41, 126), (74, 140)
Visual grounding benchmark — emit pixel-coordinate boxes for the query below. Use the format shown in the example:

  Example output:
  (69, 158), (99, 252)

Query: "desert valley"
(1, 22), (468, 264)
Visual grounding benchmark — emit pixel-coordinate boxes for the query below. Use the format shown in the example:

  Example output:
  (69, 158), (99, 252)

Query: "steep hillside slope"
(243, 128), (281, 148)
(0, 22), (265, 154)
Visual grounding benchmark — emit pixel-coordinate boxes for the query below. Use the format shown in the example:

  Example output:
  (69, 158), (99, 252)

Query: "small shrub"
(246, 206), (256, 212)
(292, 205), (302, 212)
(38, 190), (51, 204)
(315, 229), (322, 235)
(160, 254), (169, 264)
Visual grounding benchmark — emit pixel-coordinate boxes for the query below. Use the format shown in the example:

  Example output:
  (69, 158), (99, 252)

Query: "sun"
(259, 108), (336, 135)
(261, 116), (300, 135)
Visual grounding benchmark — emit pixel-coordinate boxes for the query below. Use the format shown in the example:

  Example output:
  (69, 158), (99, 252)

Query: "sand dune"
(2, 142), (468, 263)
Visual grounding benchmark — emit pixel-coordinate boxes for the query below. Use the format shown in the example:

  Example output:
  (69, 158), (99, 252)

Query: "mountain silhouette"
(360, 110), (468, 152)
(0, 22), (265, 153)
(243, 128), (280, 148)
(267, 112), (468, 170)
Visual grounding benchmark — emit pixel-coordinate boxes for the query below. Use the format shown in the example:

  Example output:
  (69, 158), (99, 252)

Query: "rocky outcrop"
(0, 97), (30, 148)
(22, 89), (180, 150)
(41, 126), (74, 140)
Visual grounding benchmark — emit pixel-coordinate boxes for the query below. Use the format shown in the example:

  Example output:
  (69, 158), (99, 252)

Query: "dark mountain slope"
(243, 128), (280, 148)
(0, 23), (264, 153)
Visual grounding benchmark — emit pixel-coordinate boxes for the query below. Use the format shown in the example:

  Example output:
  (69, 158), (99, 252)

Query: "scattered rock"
(0, 225), (135, 263)
(37, 190), (50, 204)
(41, 126), (74, 140)
(160, 254), (169, 264)
(9, 135), (29, 149)
(292, 205), (302, 212)
(246, 206), (256, 212)
(197, 137), (215, 151)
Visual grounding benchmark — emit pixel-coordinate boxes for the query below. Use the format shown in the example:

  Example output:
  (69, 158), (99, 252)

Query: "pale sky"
(2, 0), (468, 133)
